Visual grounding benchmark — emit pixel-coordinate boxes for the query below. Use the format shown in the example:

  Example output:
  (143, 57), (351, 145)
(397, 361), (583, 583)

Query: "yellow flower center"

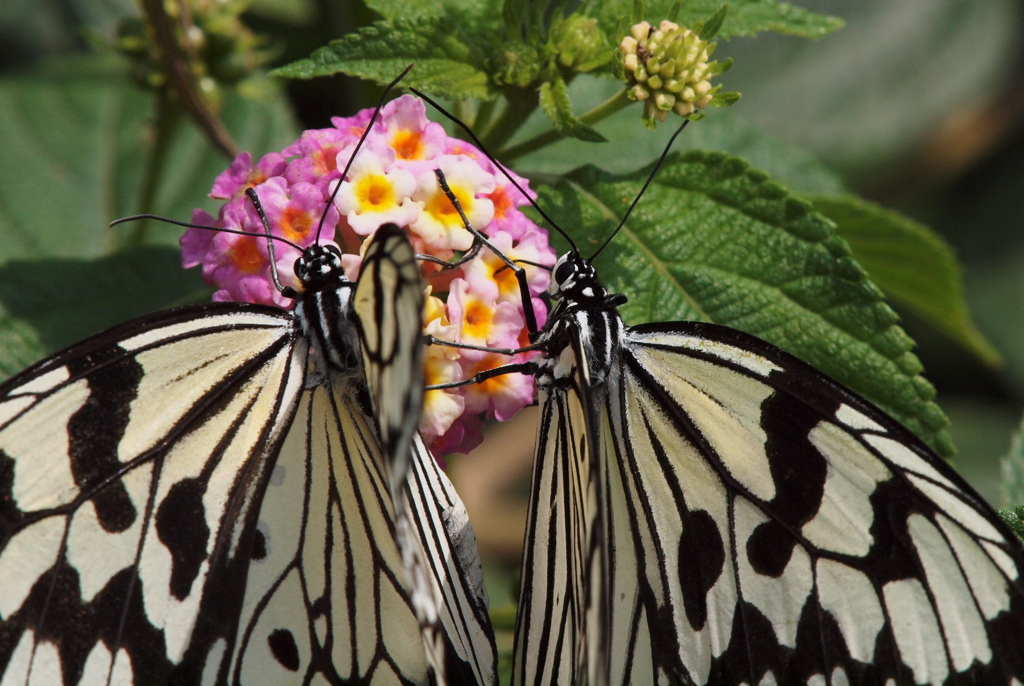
(425, 186), (472, 226)
(354, 175), (395, 211)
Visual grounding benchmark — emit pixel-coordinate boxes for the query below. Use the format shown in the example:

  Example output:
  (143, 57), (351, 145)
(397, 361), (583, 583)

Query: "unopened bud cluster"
(620, 20), (717, 121)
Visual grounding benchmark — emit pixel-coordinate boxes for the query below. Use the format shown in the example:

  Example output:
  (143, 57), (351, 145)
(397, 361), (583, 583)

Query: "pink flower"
(430, 413), (485, 456)
(464, 229), (554, 311)
(183, 95), (558, 455)
(410, 156), (494, 251)
(331, 140), (420, 235)
(381, 94), (448, 171)
(421, 319), (465, 445)
(284, 128), (353, 191)
(253, 177), (340, 292)
(181, 209), (217, 269)
(331, 108), (381, 139)
(459, 352), (536, 422)
(211, 151), (287, 200)
(197, 201), (288, 307)
(446, 278), (524, 354)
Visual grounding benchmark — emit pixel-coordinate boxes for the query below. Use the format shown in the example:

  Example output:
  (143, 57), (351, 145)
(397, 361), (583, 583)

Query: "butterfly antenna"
(434, 171), (539, 335)
(246, 187), (294, 295)
(590, 119), (689, 260)
(409, 86), (579, 255)
(317, 64), (415, 244)
(109, 213), (303, 252)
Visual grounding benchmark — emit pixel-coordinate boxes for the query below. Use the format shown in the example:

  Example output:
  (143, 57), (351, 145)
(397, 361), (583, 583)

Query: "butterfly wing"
(224, 373), (438, 684)
(607, 320), (1024, 685)
(352, 223), (497, 684)
(0, 228), (497, 685)
(0, 303), (306, 684)
(512, 384), (592, 685)
(406, 434), (498, 685)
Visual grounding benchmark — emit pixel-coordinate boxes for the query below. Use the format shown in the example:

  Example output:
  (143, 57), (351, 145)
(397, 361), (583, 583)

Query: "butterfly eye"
(553, 257), (575, 286)
(325, 244), (342, 257)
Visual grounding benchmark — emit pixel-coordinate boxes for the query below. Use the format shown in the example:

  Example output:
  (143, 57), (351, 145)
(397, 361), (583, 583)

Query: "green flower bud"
(553, 15), (612, 72)
(620, 20), (726, 124)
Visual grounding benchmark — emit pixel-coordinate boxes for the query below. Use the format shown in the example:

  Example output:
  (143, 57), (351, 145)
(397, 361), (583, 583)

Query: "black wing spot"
(746, 519), (795, 578)
(251, 527), (268, 561)
(267, 628), (300, 671)
(155, 478), (210, 600)
(68, 353), (144, 532)
(678, 509), (725, 630)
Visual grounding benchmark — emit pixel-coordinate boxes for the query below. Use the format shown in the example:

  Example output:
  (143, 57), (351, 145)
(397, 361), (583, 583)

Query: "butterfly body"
(513, 251), (1024, 686)
(0, 226), (496, 685)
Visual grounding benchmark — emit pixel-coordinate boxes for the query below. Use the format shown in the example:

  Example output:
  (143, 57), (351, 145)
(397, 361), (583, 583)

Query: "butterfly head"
(549, 252), (602, 302)
(294, 243), (349, 293)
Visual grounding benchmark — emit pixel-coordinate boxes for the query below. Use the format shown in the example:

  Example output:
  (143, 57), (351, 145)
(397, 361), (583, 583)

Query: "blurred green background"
(1, 0), (1023, 625)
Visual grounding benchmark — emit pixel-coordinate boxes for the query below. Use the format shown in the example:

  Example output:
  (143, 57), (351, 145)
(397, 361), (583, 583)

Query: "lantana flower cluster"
(181, 95), (555, 455)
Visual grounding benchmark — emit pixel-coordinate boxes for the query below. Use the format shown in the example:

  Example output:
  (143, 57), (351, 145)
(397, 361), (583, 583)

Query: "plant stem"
(472, 98), (497, 134)
(501, 88), (632, 162)
(140, 0), (237, 158)
(478, 89), (537, 152)
(125, 89), (181, 248)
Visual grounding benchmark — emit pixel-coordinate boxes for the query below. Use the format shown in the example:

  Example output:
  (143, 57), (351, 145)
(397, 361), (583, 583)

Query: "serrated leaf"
(0, 247), (211, 382)
(272, 18), (492, 100)
(365, 0), (492, 22)
(595, 0), (843, 40)
(0, 56), (299, 263)
(1002, 413), (1024, 507)
(811, 194), (1000, 368)
(536, 151), (952, 456)
(538, 78), (607, 143)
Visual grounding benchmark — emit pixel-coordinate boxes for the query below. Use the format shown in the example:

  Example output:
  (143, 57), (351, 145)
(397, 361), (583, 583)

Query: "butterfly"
(414, 98), (1024, 686)
(0, 213), (498, 683)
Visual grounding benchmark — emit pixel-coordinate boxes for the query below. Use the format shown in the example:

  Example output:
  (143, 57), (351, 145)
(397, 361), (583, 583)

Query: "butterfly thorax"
(540, 252), (627, 389)
(292, 244), (362, 377)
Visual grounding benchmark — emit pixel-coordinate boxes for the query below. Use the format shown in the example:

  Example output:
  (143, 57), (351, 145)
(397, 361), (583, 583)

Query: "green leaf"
(538, 78), (607, 143)
(272, 18), (492, 100)
(536, 151), (952, 456)
(0, 55), (298, 375)
(998, 506), (1024, 543)
(811, 195), (1000, 368)
(1002, 413), (1024, 507)
(696, 3), (729, 40)
(365, 0), (492, 22)
(0, 56), (299, 264)
(595, 0), (843, 40)
(0, 247), (211, 382)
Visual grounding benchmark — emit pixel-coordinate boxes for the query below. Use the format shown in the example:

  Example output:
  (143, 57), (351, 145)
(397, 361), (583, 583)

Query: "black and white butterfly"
(0, 206), (497, 680)
(416, 99), (1024, 686)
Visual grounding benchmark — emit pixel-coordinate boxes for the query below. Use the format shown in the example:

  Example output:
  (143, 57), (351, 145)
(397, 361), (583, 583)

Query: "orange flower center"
(463, 299), (492, 338)
(489, 186), (512, 219)
(228, 237), (264, 275)
(392, 130), (425, 160)
(280, 207), (313, 243)
(314, 145), (341, 174)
